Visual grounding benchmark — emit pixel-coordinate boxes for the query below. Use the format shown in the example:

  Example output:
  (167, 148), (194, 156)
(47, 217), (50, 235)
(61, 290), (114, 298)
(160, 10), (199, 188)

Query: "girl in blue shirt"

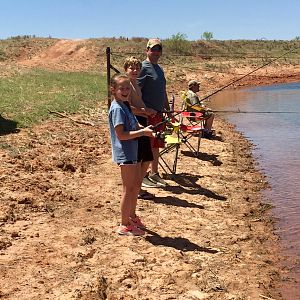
(109, 74), (154, 236)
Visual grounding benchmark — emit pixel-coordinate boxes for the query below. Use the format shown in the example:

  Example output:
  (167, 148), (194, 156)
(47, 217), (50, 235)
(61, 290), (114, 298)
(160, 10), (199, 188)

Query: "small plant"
(201, 31), (214, 41)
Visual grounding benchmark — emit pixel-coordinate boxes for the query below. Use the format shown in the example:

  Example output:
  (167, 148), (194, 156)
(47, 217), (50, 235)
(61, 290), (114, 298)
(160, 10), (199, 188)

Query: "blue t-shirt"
(137, 60), (167, 112)
(108, 100), (138, 164)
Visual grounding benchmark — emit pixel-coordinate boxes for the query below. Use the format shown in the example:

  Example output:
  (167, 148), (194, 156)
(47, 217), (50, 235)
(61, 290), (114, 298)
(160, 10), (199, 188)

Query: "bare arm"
(131, 106), (156, 117)
(129, 85), (157, 117)
(115, 124), (155, 140)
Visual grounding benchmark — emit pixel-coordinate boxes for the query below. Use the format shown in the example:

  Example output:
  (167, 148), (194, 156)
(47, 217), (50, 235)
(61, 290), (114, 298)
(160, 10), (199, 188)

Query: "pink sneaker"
(130, 216), (146, 229)
(117, 224), (145, 236)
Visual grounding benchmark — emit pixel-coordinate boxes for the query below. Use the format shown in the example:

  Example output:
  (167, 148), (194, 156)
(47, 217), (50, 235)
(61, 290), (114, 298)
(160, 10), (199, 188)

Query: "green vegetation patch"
(0, 69), (107, 127)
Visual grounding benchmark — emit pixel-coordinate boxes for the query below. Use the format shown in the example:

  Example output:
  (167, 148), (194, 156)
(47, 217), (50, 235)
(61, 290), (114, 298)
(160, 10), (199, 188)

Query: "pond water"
(210, 82), (300, 299)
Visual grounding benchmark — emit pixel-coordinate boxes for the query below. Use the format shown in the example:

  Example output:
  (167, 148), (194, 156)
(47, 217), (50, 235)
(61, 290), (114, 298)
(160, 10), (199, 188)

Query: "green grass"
(0, 69), (107, 127)
(0, 37), (299, 129)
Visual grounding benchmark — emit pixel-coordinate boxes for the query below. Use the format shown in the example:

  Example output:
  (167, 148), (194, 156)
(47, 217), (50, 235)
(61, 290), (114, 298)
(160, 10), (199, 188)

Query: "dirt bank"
(1, 39), (300, 299)
(0, 111), (282, 299)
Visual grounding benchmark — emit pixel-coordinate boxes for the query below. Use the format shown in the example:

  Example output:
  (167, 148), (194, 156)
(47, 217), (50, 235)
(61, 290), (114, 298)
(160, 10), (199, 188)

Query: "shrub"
(164, 33), (192, 55)
(201, 32), (214, 41)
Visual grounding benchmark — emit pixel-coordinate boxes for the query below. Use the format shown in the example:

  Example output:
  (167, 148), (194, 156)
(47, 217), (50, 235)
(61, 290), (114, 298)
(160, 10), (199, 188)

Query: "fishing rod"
(214, 110), (299, 114)
(153, 108), (298, 133)
(152, 46), (298, 131)
(199, 47), (297, 102)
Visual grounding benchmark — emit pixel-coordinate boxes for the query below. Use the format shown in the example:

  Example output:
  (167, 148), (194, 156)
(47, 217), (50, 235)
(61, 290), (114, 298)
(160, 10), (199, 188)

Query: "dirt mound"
(2, 38), (300, 93)
(18, 39), (101, 72)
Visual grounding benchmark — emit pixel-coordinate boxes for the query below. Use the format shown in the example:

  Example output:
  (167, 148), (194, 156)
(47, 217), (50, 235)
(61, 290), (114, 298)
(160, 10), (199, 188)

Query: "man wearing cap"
(137, 38), (170, 188)
(185, 80), (215, 138)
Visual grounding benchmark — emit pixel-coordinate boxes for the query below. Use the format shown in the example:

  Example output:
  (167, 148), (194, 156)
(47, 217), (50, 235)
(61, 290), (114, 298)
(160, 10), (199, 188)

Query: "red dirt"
(1, 39), (300, 299)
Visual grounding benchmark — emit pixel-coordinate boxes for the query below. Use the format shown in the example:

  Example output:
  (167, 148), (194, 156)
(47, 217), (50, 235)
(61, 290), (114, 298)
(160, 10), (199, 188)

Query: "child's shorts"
(148, 114), (166, 148)
(137, 136), (153, 162)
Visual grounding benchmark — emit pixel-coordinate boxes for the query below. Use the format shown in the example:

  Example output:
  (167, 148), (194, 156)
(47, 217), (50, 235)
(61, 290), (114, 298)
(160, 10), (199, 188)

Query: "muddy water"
(210, 82), (300, 300)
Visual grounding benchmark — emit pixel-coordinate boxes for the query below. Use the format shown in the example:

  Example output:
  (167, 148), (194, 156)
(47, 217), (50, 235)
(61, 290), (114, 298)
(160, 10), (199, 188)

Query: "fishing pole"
(199, 47), (297, 102)
(213, 110), (299, 114)
(154, 110), (297, 134)
(152, 46), (298, 131)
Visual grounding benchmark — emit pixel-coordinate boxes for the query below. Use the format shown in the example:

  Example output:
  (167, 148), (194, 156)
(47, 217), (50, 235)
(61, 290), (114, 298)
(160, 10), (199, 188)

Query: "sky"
(1, 0), (299, 41)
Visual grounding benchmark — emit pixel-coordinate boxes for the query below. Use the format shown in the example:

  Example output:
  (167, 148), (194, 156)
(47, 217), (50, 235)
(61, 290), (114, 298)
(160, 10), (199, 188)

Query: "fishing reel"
(152, 115), (175, 141)
(155, 131), (166, 140)
(155, 123), (174, 140)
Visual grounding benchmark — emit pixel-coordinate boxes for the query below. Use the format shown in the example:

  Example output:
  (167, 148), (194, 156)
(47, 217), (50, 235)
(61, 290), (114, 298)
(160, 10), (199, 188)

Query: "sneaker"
(130, 216), (146, 229)
(142, 176), (159, 188)
(203, 131), (213, 139)
(148, 173), (167, 187)
(138, 190), (155, 200)
(117, 224), (145, 236)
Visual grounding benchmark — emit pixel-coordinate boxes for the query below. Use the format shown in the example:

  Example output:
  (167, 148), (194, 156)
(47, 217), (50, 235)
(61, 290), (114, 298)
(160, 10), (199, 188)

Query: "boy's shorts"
(148, 114), (166, 148)
(137, 136), (153, 162)
(136, 115), (153, 162)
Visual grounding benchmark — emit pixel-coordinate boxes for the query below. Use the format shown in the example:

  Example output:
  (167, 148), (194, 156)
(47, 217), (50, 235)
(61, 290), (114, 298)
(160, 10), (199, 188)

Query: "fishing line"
(153, 46), (299, 130)
(213, 110), (299, 114)
(200, 47), (298, 102)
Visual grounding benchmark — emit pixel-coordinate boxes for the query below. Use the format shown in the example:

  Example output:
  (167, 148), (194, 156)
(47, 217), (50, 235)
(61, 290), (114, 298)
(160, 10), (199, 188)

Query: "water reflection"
(210, 82), (300, 299)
